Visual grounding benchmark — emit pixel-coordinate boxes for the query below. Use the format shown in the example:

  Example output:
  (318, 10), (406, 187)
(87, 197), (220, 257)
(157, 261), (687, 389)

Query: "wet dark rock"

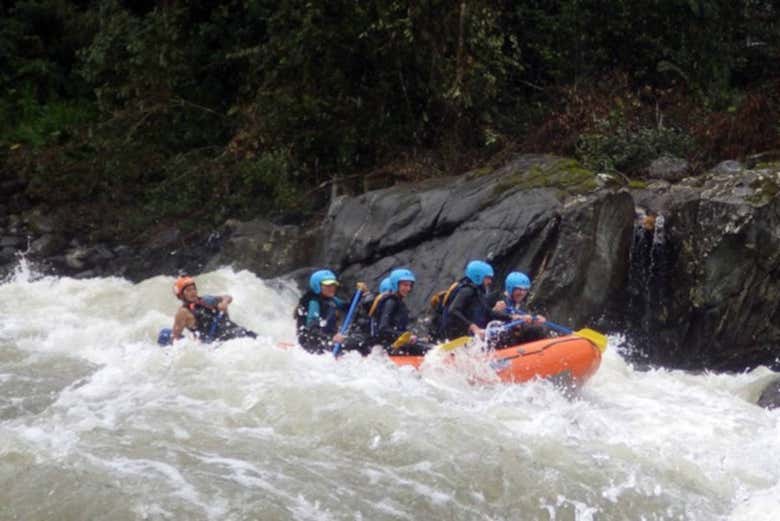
(64, 247), (89, 270)
(711, 160), (744, 176)
(0, 246), (15, 263)
(757, 379), (780, 409)
(0, 178), (27, 196)
(147, 225), (180, 249)
(625, 163), (780, 370)
(206, 219), (320, 278)
(30, 233), (66, 257)
(87, 244), (115, 264)
(73, 270), (97, 279)
(113, 245), (132, 257)
(746, 150), (780, 168)
(647, 155), (690, 182)
(7, 193), (32, 213)
(0, 236), (23, 248)
(318, 155), (628, 328)
(7, 214), (21, 228)
(25, 210), (56, 234)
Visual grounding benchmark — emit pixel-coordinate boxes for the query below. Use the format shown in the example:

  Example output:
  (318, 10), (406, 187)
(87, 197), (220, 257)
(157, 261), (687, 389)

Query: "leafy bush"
(0, 84), (96, 147)
(576, 119), (694, 175)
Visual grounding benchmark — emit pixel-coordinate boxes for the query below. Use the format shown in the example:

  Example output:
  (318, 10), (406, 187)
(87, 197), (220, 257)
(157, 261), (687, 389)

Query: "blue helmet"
(309, 269), (339, 294)
(465, 260), (494, 285)
(389, 268), (416, 292)
(379, 277), (392, 293)
(505, 271), (531, 294)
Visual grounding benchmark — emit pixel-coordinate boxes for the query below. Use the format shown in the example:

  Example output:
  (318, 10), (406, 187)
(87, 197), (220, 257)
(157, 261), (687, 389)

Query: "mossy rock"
(464, 166), (494, 180)
(754, 161), (780, 172)
(747, 176), (780, 205)
(628, 179), (649, 189)
(493, 159), (599, 197)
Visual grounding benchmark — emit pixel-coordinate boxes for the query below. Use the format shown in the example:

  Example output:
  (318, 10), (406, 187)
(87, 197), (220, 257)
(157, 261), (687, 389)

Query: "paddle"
(390, 331), (413, 350)
(545, 322), (607, 352)
(332, 289), (363, 356)
(506, 308), (607, 352)
(438, 336), (471, 352)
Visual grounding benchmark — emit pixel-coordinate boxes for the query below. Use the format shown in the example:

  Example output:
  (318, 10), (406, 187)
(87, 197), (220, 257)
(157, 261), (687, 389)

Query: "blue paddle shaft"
(504, 307), (572, 334)
(332, 290), (362, 356)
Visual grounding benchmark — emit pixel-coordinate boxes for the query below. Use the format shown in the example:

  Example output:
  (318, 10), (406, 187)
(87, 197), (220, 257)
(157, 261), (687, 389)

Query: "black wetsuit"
(370, 294), (430, 356)
(441, 278), (497, 340)
(186, 296), (257, 343)
(295, 291), (368, 355)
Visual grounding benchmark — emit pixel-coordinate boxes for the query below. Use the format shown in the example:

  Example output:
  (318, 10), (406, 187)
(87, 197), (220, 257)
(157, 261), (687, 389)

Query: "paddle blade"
(575, 328), (607, 353)
(438, 336), (471, 352)
(390, 331), (413, 350)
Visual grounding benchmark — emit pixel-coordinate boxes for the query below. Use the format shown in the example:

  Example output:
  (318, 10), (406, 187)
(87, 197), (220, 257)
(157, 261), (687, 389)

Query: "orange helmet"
(173, 276), (196, 299)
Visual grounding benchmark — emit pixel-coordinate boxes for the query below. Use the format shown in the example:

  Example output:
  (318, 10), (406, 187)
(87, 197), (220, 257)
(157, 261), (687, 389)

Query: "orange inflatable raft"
(390, 334), (603, 387)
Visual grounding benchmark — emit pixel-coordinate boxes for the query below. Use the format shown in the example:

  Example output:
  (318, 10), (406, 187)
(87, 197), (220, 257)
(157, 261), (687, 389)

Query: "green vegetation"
(1, 0), (779, 239)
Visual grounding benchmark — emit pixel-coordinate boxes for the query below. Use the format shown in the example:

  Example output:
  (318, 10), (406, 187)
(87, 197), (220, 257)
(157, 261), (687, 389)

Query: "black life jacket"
(295, 291), (339, 335)
(442, 278), (490, 334)
(428, 281), (460, 338)
(184, 297), (223, 342)
(369, 293), (409, 337)
(353, 291), (378, 335)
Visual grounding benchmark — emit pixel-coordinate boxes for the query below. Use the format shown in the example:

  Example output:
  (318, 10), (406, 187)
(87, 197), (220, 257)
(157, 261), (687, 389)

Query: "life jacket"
(504, 294), (528, 315)
(369, 293), (408, 337)
(442, 278), (490, 334)
(427, 282), (460, 339)
(184, 296), (223, 342)
(352, 291), (378, 335)
(295, 291), (339, 335)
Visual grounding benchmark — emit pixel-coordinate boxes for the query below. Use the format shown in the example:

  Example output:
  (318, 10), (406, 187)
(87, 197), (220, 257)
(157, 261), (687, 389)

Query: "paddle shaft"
(508, 306), (606, 351)
(504, 307), (549, 330)
(332, 289), (362, 356)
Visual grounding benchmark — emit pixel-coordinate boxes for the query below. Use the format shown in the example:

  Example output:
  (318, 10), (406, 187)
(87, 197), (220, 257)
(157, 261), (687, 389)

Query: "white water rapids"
(1, 264), (778, 521)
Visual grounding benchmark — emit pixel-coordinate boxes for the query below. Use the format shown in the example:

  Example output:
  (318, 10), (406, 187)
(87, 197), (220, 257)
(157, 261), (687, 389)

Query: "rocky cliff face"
(319, 155), (635, 337)
(628, 164), (780, 370)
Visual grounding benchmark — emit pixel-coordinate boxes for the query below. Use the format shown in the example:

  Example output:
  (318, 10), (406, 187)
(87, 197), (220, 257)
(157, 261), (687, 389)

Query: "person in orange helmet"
(170, 275), (256, 343)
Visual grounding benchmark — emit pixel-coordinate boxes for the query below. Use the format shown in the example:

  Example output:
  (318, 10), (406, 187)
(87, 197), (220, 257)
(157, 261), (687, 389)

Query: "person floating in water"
(167, 275), (257, 344)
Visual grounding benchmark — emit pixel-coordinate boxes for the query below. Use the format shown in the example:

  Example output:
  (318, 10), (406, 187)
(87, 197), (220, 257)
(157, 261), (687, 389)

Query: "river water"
(1, 264), (778, 521)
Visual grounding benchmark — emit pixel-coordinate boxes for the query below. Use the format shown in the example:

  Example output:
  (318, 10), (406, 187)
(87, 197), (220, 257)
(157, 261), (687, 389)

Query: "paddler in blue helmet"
(489, 271), (548, 347)
(369, 268), (430, 355)
(441, 260), (499, 340)
(294, 269), (368, 354)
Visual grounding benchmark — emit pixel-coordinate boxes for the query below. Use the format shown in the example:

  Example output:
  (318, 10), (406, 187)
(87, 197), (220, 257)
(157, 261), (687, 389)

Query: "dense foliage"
(2, 0), (779, 238)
